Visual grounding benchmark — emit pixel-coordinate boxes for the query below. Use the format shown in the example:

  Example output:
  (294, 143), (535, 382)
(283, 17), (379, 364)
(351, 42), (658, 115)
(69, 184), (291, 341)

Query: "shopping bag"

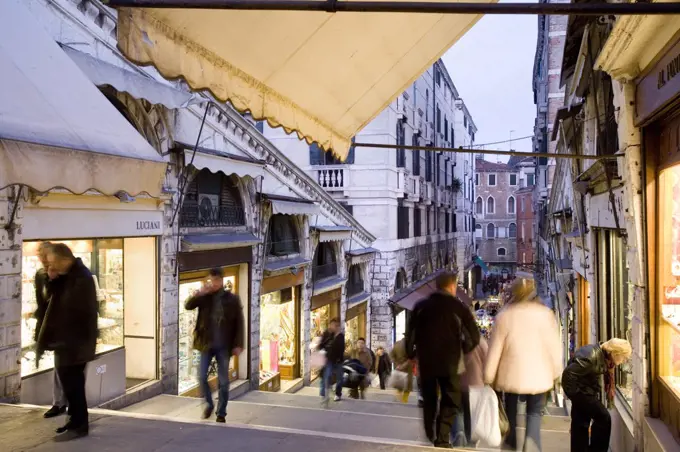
(497, 392), (510, 438)
(310, 350), (327, 370)
(387, 370), (408, 391)
(469, 385), (502, 447)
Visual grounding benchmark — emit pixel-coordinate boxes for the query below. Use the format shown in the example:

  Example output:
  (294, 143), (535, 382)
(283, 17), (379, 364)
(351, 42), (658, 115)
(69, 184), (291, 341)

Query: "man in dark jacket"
(185, 268), (244, 423)
(42, 243), (98, 438)
(32, 242), (68, 419)
(406, 271), (480, 448)
(317, 318), (345, 405)
(375, 346), (392, 390)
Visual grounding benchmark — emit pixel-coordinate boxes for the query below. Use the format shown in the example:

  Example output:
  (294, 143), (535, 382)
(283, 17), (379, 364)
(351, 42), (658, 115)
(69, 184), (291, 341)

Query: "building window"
(520, 197), (525, 213)
(527, 174), (535, 186)
(509, 222), (517, 238)
(397, 205), (410, 239)
(464, 115), (468, 128)
(497, 247), (507, 257)
(309, 143), (343, 165)
(412, 135), (421, 175)
(444, 118), (449, 141)
(488, 174), (497, 186)
(596, 229), (631, 406)
(475, 224), (482, 238)
(181, 170), (246, 227)
(476, 197), (483, 215)
(347, 265), (365, 297)
(437, 106), (441, 133)
(451, 126), (455, 146)
(436, 68), (441, 86)
(312, 243), (337, 281)
(414, 208), (422, 237)
(267, 215), (300, 256)
(425, 151), (433, 182)
(487, 196), (495, 214)
(396, 120), (406, 168)
(507, 196), (516, 214)
(487, 223), (495, 238)
(425, 90), (429, 121)
(475, 174), (479, 185)
(509, 173), (517, 186)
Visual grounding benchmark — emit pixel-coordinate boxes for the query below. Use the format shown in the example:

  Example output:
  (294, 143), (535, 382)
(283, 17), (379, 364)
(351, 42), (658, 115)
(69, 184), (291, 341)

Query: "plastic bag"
(469, 385), (502, 447)
(387, 370), (408, 391)
(309, 338), (327, 370)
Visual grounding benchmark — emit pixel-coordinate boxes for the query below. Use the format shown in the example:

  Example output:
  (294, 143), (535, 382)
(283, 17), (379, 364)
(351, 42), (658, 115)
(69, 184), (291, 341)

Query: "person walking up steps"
(185, 268), (245, 423)
(318, 318), (345, 406)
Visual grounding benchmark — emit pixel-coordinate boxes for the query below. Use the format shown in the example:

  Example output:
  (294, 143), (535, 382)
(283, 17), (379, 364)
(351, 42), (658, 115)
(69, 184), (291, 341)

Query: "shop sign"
(636, 38), (680, 125)
(136, 220), (161, 231)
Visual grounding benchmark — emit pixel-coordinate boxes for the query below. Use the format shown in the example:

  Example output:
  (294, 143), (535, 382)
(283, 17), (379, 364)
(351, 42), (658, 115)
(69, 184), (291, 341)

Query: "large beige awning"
(0, 0), (167, 197)
(115, 3), (492, 159)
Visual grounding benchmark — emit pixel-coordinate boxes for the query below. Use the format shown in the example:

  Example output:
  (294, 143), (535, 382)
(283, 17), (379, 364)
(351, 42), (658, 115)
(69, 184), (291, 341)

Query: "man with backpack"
(406, 271), (480, 448)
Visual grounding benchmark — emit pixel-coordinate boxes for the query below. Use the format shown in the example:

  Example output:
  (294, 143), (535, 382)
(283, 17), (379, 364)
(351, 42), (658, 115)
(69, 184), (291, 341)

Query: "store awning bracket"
(104, 0), (680, 16)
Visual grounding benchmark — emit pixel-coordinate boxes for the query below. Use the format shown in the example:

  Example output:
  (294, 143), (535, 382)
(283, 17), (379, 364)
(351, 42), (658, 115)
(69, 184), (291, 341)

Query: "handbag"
(387, 369), (408, 391)
(497, 392), (510, 439)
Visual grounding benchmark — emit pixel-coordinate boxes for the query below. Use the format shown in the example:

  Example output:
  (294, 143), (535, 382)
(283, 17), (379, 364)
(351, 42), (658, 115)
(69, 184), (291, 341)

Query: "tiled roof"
(475, 158), (512, 172)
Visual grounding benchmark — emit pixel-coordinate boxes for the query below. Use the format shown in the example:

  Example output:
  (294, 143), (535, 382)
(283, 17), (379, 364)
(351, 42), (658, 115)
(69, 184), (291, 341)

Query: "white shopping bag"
(387, 370), (408, 391)
(469, 385), (502, 447)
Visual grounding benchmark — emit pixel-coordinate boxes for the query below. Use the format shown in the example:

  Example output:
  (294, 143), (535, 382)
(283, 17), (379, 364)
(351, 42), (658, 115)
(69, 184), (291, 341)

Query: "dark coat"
(185, 289), (245, 352)
(406, 291), (480, 378)
(376, 353), (392, 375)
(38, 259), (98, 367)
(562, 343), (607, 399)
(318, 331), (345, 364)
(33, 268), (50, 343)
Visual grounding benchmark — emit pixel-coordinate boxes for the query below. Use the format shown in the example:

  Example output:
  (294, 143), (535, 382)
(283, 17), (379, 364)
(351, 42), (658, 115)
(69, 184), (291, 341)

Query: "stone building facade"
(474, 158), (518, 278)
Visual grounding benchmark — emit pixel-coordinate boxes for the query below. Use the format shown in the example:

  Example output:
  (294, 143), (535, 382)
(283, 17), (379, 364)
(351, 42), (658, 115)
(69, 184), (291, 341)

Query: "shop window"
(595, 229), (632, 406)
(347, 265), (365, 297)
(312, 243), (337, 281)
(487, 196), (495, 214)
(267, 215), (300, 256)
(181, 169), (246, 227)
(260, 287), (299, 388)
(21, 238), (157, 385)
(509, 223), (517, 238)
(179, 268), (239, 394)
(476, 197), (483, 215)
(487, 223), (495, 238)
(508, 196), (516, 214)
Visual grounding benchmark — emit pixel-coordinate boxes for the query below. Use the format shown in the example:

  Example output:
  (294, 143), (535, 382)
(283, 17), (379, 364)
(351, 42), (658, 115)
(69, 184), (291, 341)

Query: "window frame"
(487, 223), (495, 238)
(507, 196), (516, 215)
(488, 173), (497, 186)
(487, 196), (495, 214)
(497, 247), (507, 257)
(509, 173), (518, 186)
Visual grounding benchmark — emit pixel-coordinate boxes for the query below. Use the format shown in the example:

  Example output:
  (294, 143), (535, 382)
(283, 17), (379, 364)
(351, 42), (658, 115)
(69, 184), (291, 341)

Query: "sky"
(441, 1), (538, 163)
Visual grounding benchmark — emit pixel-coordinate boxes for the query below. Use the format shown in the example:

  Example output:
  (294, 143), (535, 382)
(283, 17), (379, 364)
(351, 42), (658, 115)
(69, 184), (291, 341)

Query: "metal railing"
(180, 204), (246, 227)
(266, 238), (300, 256)
(346, 279), (365, 297)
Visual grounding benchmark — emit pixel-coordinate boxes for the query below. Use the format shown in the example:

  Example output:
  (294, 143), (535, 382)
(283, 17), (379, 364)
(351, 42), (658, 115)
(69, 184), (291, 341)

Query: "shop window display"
(259, 289), (297, 385)
(345, 315), (361, 355)
(21, 240), (124, 377)
(178, 274), (237, 394)
(659, 163), (680, 394)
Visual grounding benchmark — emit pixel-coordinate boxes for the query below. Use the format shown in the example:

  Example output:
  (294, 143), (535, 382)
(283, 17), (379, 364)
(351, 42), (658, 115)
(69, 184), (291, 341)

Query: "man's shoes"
(44, 405), (67, 418)
(55, 423), (88, 437)
(202, 405), (214, 420)
(433, 442), (454, 449)
(333, 395), (341, 402)
(215, 415), (226, 423)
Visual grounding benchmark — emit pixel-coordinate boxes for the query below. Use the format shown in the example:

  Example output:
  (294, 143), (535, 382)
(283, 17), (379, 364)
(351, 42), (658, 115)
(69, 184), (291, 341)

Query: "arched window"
(312, 243), (337, 281)
(487, 223), (495, 238)
(497, 247), (507, 256)
(395, 269), (406, 291)
(347, 265), (364, 296)
(487, 196), (495, 214)
(267, 214), (300, 256)
(412, 266), (420, 283)
(475, 223), (482, 238)
(509, 222), (517, 238)
(476, 197), (483, 214)
(181, 169), (246, 227)
(507, 196), (516, 214)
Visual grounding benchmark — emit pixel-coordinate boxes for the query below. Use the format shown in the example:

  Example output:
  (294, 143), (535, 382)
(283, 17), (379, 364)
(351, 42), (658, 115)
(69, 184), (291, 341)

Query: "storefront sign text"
(637, 39), (680, 125)
(136, 221), (161, 231)
(657, 53), (680, 89)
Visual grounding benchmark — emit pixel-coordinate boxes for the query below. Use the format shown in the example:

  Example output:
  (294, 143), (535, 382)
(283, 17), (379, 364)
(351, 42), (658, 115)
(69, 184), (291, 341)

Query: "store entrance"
(259, 286), (301, 392)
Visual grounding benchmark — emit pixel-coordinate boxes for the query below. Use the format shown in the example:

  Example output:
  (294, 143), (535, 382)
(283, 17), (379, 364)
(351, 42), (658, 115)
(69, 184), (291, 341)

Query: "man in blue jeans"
(185, 268), (244, 423)
(318, 318), (345, 406)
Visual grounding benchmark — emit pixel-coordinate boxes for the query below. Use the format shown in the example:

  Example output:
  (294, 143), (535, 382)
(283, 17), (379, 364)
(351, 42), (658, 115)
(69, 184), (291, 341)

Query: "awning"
(312, 276), (347, 296)
(313, 225), (353, 243)
(178, 142), (266, 180)
(473, 256), (490, 275)
(0, 0), (167, 197)
(61, 45), (205, 109)
(347, 247), (380, 257)
(181, 232), (261, 251)
(391, 281), (437, 311)
(116, 4), (492, 159)
(259, 193), (320, 216)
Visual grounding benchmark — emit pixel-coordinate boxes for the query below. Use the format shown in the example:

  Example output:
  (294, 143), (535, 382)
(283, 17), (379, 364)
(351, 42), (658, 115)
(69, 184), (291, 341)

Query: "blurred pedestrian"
(390, 335), (414, 403)
(40, 244), (98, 438)
(562, 338), (632, 452)
(185, 268), (245, 423)
(32, 242), (68, 419)
(406, 271), (480, 448)
(484, 278), (562, 452)
(317, 318), (345, 406)
(351, 338), (373, 399)
(375, 346), (392, 390)
(456, 336), (488, 447)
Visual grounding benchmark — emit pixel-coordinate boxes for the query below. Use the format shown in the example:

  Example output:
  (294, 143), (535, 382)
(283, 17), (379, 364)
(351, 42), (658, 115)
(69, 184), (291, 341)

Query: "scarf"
(604, 356), (616, 403)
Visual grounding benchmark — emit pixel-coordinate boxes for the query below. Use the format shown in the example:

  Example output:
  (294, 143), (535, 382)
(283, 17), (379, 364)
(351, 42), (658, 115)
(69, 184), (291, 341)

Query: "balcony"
(422, 182), (434, 205)
(313, 165), (346, 190)
(406, 174), (420, 201)
(180, 204), (246, 228)
(312, 261), (338, 282)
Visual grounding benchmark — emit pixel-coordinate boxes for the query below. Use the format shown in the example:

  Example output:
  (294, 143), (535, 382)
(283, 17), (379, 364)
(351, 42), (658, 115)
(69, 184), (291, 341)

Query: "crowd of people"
(314, 271), (632, 451)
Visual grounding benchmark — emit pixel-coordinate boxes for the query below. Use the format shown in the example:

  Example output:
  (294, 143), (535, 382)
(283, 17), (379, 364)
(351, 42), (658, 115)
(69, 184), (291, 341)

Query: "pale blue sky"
(442, 2), (538, 162)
